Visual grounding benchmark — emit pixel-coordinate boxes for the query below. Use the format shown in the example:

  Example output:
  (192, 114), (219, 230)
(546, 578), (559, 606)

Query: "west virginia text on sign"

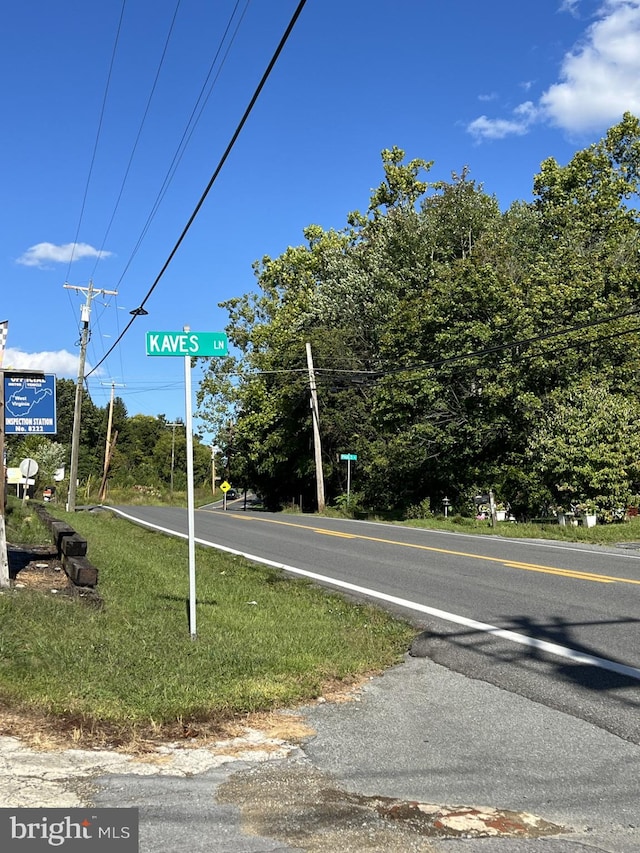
(4, 373), (57, 434)
(145, 331), (228, 357)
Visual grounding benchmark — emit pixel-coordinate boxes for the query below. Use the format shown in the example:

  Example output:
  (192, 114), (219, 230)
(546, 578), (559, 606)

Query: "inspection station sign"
(145, 331), (227, 357)
(3, 373), (57, 435)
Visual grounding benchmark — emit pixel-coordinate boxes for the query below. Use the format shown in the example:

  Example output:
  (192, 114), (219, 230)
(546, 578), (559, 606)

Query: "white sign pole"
(184, 327), (197, 639)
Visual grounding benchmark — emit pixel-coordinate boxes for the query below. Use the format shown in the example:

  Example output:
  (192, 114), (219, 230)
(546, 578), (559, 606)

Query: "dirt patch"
(8, 546), (70, 594)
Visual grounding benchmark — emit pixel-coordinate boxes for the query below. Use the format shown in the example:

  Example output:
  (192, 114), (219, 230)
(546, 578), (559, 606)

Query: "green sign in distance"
(146, 331), (228, 357)
(340, 453), (357, 461)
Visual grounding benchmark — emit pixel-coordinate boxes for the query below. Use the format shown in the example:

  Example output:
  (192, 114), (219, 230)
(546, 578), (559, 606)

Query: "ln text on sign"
(146, 331), (228, 357)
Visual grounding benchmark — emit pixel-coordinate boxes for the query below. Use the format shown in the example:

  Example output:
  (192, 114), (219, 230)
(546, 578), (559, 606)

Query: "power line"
(108, 0), (251, 295)
(194, 305), (640, 387)
(64, 0), (127, 283)
(86, 0), (309, 379)
(89, 0), (184, 282)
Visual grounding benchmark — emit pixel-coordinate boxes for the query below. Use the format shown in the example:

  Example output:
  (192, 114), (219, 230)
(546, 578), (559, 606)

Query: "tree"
(527, 382), (640, 512)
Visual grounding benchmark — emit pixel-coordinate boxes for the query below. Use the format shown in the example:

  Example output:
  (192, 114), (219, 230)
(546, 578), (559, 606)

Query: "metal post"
(184, 327), (197, 639)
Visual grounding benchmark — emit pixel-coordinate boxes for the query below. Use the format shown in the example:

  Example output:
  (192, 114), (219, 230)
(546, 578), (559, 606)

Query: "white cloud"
(468, 0), (640, 140)
(541, 0), (640, 132)
(16, 242), (113, 268)
(1, 347), (95, 378)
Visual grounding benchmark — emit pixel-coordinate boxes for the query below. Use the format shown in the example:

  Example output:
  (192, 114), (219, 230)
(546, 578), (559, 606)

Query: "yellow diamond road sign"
(220, 481), (231, 493)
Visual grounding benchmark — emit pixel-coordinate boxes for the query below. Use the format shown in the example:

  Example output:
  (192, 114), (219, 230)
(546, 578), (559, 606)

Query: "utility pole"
(210, 444), (218, 497)
(64, 281), (117, 512)
(98, 381), (125, 502)
(166, 422), (181, 497)
(305, 342), (325, 512)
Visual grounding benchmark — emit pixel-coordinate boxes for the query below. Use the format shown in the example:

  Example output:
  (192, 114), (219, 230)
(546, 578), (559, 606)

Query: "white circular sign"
(19, 458), (39, 478)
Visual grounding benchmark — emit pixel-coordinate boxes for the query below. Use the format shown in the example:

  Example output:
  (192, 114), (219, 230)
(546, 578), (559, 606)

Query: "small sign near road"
(340, 453), (358, 461)
(220, 481), (231, 493)
(146, 331), (228, 357)
(4, 373), (57, 435)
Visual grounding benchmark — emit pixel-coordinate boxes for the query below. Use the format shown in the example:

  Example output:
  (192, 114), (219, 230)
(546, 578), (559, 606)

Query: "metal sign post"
(183, 330), (197, 639)
(340, 453), (357, 502)
(146, 328), (228, 639)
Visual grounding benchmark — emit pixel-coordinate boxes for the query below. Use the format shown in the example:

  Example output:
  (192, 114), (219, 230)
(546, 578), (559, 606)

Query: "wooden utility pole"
(305, 342), (325, 512)
(64, 282), (117, 512)
(98, 381), (125, 502)
(166, 422), (181, 496)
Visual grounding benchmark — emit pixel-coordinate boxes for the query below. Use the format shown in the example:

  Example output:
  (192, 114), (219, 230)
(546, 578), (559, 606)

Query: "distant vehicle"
(225, 489), (237, 500)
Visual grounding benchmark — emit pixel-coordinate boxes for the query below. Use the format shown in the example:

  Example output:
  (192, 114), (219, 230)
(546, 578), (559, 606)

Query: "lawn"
(0, 500), (414, 744)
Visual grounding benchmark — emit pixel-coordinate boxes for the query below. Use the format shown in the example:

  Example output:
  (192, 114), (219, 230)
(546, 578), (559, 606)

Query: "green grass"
(4, 499), (51, 545)
(398, 514), (640, 544)
(0, 503), (413, 740)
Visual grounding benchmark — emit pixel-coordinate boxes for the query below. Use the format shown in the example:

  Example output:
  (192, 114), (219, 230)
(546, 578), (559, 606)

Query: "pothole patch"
(217, 760), (566, 851)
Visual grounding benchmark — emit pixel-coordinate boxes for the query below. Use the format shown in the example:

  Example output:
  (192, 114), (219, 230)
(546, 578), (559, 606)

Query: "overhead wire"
(81, 0), (249, 382)
(193, 305), (640, 385)
(109, 0), (250, 295)
(87, 0), (184, 380)
(64, 0), (127, 286)
(89, 0), (184, 285)
(86, 0), (309, 379)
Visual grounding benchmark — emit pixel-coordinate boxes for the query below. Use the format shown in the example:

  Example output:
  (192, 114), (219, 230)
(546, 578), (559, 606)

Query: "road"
(112, 504), (640, 744)
(4, 505), (640, 851)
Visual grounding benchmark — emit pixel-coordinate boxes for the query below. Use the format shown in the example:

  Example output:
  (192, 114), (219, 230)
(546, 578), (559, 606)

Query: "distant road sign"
(4, 373), (57, 434)
(340, 453), (358, 461)
(146, 331), (227, 357)
(220, 481), (231, 493)
(19, 458), (39, 478)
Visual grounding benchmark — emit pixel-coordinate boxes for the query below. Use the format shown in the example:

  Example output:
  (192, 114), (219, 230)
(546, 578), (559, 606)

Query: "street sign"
(340, 453), (358, 461)
(220, 481), (231, 493)
(146, 331), (227, 357)
(19, 458), (39, 478)
(4, 373), (57, 435)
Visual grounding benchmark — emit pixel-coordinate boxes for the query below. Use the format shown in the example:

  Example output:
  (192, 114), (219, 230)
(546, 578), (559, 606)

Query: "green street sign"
(146, 331), (228, 357)
(340, 453), (357, 461)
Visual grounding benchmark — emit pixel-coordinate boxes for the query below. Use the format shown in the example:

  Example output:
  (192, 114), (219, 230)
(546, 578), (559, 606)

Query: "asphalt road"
(112, 505), (640, 744)
(5, 505), (639, 852)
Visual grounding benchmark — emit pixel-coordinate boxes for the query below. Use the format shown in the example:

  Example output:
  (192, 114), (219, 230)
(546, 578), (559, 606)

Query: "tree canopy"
(198, 113), (640, 518)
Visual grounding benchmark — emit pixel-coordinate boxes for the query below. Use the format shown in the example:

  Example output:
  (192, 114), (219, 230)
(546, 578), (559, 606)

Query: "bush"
(405, 498), (433, 520)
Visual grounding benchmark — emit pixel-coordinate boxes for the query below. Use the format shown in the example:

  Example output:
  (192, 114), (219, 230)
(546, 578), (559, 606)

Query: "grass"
(5, 495), (638, 746)
(4, 498), (52, 545)
(398, 513), (640, 544)
(0, 500), (414, 744)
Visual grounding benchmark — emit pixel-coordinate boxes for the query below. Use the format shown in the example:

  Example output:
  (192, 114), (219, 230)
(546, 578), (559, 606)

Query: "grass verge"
(397, 514), (640, 544)
(0, 503), (414, 746)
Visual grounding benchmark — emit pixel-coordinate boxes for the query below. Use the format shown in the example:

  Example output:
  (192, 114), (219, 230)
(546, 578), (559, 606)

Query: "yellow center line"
(225, 513), (640, 586)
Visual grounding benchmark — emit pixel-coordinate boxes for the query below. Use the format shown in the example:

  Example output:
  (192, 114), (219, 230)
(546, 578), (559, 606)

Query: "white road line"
(110, 507), (640, 682)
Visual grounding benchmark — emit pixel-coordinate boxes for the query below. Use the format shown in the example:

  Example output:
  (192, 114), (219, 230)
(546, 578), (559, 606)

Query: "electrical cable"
(86, 0), (308, 379)
(197, 306), (640, 387)
(89, 0), (183, 283)
(64, 0), (127, 284)
(109, 0), (250, 294)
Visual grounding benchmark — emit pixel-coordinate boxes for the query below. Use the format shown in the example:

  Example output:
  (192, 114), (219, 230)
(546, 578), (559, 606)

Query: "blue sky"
(3, 0), (640, 440)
